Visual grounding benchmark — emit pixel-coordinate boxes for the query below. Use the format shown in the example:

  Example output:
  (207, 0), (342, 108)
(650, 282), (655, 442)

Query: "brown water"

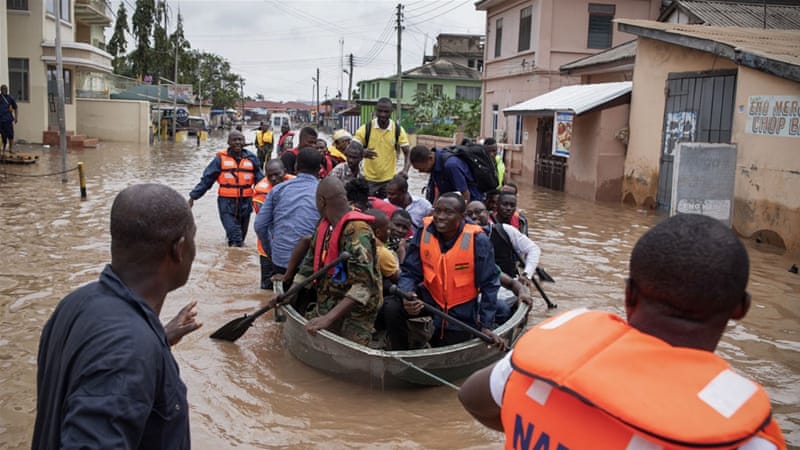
(0, 135), (798, 449)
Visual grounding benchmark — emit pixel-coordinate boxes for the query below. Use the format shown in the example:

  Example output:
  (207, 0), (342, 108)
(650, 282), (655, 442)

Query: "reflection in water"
(1, 135), (798, 449)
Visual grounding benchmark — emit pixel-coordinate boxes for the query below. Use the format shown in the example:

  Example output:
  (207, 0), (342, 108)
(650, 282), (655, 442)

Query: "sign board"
(552, 111), (573, 158)
(670, 143), (737, 226)
(663, 111), (696, 155)
(175, 107), (189, 123)
(166, 84), (195, 103)
(745, 95), (800, 137)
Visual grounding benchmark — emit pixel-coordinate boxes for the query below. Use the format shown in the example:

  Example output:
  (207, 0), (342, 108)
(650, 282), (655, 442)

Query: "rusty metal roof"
(503, 82), (632, 115)
(660, 0), (800, 29)
(616, 19), (800, 81)
(560, 40), (638, 74)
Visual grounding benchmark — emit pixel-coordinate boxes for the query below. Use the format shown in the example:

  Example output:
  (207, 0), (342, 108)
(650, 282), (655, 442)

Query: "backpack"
(364, 119), (401, 153)
(442, 143), (499, 194)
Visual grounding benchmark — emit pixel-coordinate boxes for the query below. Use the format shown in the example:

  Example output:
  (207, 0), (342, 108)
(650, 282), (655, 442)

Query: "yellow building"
(618, 20), (800, 254)
(3, 0), (113, 144)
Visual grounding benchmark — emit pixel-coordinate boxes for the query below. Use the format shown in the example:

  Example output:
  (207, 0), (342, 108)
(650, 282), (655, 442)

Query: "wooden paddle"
(526, 274), (557, 309)
(210, 252), (351, 342)
(388, 286), (503, 348)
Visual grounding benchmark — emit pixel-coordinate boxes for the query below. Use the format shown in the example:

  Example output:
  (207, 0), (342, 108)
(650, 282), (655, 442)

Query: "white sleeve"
(503, 224), (541, 275)
(489, 350), (514, 407)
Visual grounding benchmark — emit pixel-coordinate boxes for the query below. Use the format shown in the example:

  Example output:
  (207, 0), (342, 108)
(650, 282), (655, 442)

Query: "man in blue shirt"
(33, 184), (200, 450)
(409, 145), (483, 204)
(0, 84), (18, 154)
(396, 192), (503, 348)
(255, 147), (322, 278)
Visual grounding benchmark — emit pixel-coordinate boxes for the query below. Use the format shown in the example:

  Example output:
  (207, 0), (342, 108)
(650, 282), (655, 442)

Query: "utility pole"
(339, 38), (344, 98)
(315, 68), (320, 126)
(395, 3), (404, 124)
(240, 76), (245, 123)
(348, 53), (354, 102)
(55, 0), (68, 182)
(171, 37), (178, 140)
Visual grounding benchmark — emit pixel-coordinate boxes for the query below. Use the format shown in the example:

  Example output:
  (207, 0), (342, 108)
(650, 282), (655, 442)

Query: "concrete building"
(423, 33), (485, 72)
(4, 0), (114, 144)
(357, 58), (482, 130)
(618, 19), (800, 253)
(474, 0), (661, 189)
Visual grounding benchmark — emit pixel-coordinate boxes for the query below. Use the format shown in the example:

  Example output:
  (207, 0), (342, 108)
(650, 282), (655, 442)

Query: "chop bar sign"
(746, 95), (800, 138)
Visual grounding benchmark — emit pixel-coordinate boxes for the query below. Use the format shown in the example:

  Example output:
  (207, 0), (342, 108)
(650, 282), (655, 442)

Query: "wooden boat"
(280, 301), (530, 388)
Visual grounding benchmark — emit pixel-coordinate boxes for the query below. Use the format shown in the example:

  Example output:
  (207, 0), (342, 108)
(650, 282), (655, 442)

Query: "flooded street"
(0, 134), (798, 449)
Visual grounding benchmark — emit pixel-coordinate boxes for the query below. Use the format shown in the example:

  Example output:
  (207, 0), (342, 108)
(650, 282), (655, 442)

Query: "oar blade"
(209, 314), (255, 342)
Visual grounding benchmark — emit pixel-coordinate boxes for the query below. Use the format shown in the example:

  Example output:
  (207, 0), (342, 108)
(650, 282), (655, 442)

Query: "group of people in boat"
(187, 96), (544, 350)
(30, 96), (788, 449)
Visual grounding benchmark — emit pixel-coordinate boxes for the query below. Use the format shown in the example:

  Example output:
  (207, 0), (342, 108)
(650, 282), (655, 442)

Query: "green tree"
(410, 89), (480, 138)
(152, 0), (172, 80)
(130, 0), (156, 78)
(107, 3), (129, 74)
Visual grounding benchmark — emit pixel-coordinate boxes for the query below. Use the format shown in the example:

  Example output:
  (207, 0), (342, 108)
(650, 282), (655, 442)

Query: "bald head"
(110, 184), (195, 267)
(316, 177), (349, 221)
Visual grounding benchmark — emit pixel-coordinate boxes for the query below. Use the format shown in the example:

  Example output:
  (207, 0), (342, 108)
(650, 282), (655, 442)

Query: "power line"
(406, 0), (473, 27)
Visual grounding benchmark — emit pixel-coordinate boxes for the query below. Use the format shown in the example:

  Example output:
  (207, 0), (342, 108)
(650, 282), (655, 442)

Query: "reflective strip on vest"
(216, 151), (256, 198)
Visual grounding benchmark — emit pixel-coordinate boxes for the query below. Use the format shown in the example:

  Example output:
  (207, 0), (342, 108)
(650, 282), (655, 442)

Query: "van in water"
(270, 113), (293, 132)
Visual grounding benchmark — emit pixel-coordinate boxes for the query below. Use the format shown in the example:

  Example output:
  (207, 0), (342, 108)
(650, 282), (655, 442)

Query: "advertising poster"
(553, 111), (573, 158)
(663, 111), (696, 156)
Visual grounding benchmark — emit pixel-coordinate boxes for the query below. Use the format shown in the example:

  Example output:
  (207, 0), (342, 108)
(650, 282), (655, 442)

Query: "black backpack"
(442, 143), (499, 194)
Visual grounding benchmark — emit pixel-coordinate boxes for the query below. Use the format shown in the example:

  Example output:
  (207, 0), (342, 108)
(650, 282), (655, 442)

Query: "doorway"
(534, 117), (566, 191)
(657, 70), (737, 210)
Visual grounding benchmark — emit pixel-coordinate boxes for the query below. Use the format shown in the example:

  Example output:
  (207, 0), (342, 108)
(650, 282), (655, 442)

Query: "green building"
(357, 58), (482, 131)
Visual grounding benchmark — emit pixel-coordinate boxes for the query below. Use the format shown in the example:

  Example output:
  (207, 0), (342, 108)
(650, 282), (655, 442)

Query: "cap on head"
(333, 129), (352, 142)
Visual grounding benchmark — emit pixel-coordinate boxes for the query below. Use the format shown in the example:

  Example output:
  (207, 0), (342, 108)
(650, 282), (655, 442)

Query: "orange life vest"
(216, 151), (256, 198)
(501, 309), (786, 450)
(313, 210), (375, 274)
(252, 174), (295, 257)
(419, 216), (482, 311)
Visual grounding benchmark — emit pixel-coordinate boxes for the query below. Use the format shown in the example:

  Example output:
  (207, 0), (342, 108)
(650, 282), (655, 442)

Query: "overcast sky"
(108, 0), (487, 102)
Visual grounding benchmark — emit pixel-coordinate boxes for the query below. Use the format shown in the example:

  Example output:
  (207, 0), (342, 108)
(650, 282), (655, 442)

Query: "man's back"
(255, 174), (320, 268)
(33, 267), (189, 450)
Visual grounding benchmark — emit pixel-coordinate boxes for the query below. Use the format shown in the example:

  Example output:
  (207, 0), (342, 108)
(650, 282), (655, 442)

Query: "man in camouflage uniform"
(295, 177), (382, 345)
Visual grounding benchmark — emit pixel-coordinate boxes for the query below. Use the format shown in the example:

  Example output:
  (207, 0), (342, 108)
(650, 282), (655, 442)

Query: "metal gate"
(534, 117), (567, 191)
(657, 70), (737, 210)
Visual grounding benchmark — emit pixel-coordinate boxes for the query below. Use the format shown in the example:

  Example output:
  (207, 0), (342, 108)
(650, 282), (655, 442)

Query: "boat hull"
(281, 302), (530, 388)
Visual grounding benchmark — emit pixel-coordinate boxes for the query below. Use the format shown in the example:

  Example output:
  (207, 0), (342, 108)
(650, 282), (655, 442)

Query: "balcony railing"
(74, 0), (113, 26)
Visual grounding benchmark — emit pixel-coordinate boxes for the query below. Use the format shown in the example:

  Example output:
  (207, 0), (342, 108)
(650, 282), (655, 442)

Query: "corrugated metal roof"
(503, 82), (632, 115)
(670, 0), (800, 29)
(560, 40), (638, 72)
(402, 58), (482, 81)
(616, 19), (800, 80)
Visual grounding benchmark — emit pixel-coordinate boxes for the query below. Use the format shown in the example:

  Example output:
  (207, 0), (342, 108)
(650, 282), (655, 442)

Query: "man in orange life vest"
(189, 130), (264, 247)
(252, 159), (294, 289)
(396, 192), (505, 348)
(290, 176), (382, 345)
(458, 214), (787, 450)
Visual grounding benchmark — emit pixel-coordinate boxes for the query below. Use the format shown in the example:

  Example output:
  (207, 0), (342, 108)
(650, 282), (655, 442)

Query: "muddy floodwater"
(1, 134), (798, 449)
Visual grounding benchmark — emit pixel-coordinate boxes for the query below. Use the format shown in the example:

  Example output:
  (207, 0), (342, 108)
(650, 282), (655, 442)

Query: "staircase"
(42, 131), (99, 148)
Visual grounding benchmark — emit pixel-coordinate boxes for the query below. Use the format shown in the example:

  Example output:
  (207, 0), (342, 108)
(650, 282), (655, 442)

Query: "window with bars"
(514, 116), (524, 145)
(417, 83), (427, 94)
(455, 86), (481, 100)
(433, 85), (443, 96)
(7, 0), (28, 11)
(9, 58), (30, 101)
(389, 82), (397, 98)
(494, 18), (503, 58)
(587, 4), (615, 49)
(518, 6), (532, 52)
